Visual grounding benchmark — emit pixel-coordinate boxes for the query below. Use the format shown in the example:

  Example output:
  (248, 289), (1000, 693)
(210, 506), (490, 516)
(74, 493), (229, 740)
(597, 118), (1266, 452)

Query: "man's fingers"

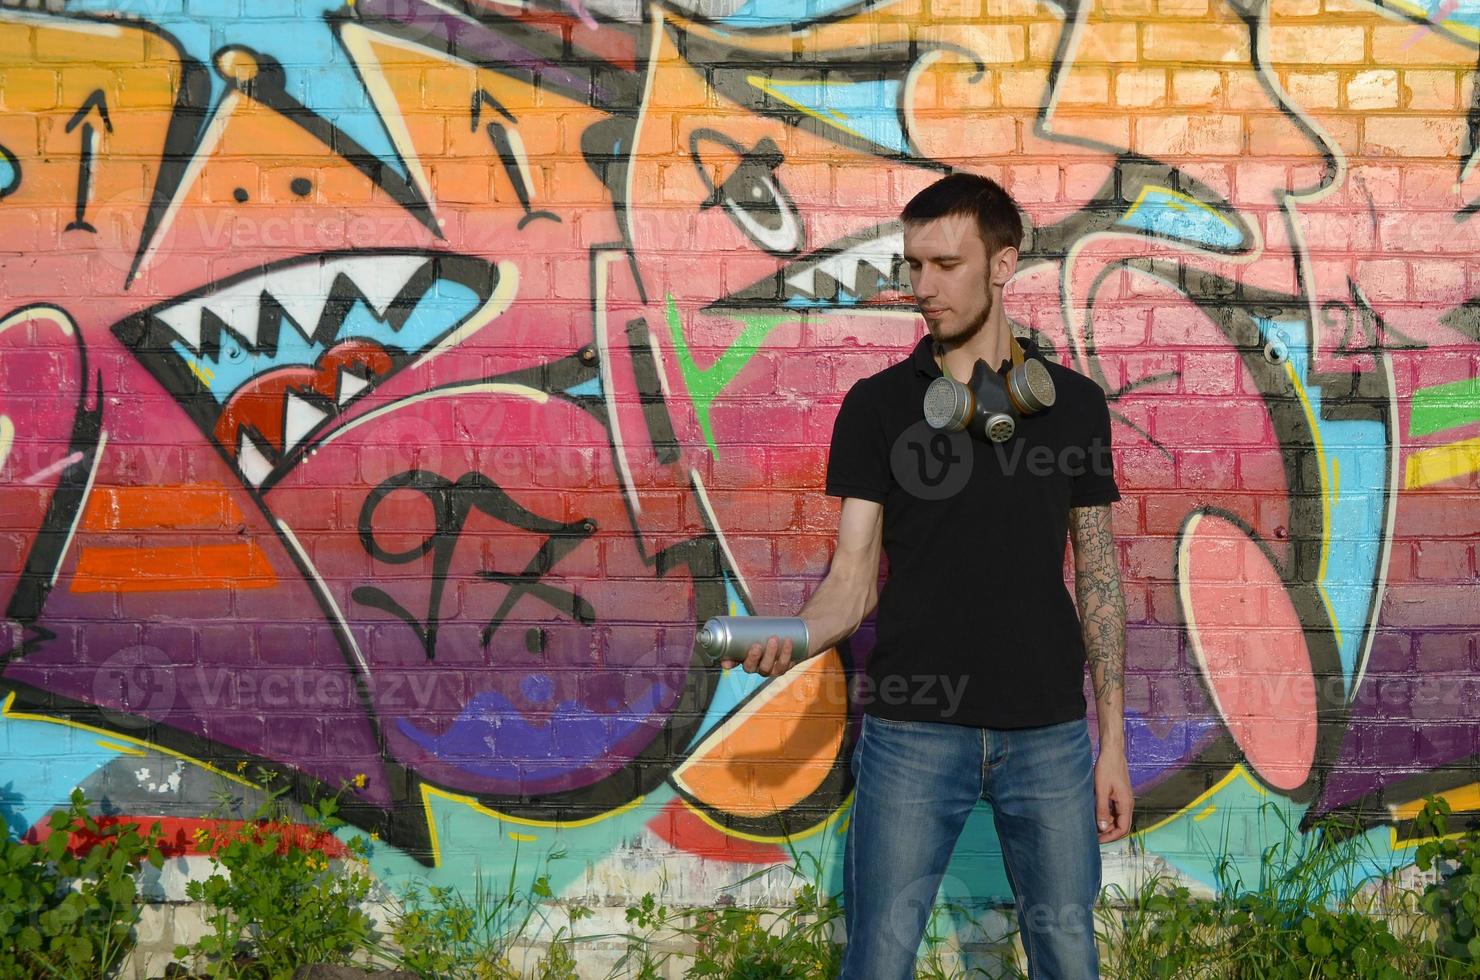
(738, 635), (800, 676)
(767, 637), (795, 676)
(757, 636), (780, 675)
(1116, 792), (1135, 834)
(1099, 786), (1134, 843)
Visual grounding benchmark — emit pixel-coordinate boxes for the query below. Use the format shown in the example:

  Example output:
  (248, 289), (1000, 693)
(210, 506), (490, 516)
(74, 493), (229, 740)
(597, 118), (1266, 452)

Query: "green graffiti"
(1410, 377), (1480, 438)
(664, 294), (795, 458)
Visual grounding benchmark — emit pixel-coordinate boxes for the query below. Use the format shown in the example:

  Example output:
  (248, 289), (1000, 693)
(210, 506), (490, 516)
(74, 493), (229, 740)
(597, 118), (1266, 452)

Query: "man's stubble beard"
(929, 279), (993, 347)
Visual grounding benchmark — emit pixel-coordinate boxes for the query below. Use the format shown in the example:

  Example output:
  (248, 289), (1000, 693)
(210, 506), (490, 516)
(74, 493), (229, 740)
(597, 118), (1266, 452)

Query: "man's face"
(903, 213), (994, 347)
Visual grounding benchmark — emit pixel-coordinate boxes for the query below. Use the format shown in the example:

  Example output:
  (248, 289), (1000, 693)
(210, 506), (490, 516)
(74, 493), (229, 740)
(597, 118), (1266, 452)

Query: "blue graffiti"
(173, 280), (479, 404)
(1118, 187), (1244, 251)
(719, 0), (894, 27)
(0, 711), (121, 834)
(397, 681), (670, 783)
(1124, 709), (1221, 789)
(748, 77), (910, 155)
(66, 0), (404, 178)
(0, 143), (18, 199)
(564, 376), (603, 398)
(1254, 317), (1388, 693)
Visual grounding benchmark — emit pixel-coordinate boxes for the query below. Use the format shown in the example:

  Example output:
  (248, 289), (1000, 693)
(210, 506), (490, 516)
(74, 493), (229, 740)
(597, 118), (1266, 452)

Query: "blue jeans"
(841, 714), (1101, 979)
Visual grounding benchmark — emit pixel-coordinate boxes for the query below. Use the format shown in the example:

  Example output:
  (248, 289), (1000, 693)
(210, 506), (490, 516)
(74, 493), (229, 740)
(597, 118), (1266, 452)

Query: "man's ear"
(989, 245), (1019, 287)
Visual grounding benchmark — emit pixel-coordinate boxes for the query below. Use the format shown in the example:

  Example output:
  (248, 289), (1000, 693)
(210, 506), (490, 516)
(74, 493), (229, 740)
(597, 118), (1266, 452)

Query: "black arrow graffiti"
(469, 88), (515, 130)
(64, 90), (113, 234)
(469, 88), (559, 230)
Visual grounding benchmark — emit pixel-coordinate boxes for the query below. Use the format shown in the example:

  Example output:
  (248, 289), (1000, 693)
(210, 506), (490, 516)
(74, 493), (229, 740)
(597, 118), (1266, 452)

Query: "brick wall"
(0, 0), (1475, 929)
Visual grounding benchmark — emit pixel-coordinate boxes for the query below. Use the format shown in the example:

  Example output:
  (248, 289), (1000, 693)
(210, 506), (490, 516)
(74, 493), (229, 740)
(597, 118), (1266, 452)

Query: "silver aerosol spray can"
(694, 616), (810, 662)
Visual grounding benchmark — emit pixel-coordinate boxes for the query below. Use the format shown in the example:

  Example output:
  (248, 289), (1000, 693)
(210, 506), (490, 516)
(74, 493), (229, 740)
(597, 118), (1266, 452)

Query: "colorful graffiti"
(0, 0), (1477, 931)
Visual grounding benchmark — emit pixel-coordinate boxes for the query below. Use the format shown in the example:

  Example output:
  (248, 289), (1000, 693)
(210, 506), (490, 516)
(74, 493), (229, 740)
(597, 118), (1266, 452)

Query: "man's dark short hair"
(900, 173), (1024, 257)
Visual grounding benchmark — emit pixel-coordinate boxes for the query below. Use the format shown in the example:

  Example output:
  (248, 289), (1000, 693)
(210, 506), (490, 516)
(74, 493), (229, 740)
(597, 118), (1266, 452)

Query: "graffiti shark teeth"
(114, 251), (501, 490)
(706, 223), (911, 312)
(335, 368), (371, 405)
(150, 253), (434, 354)
(282, 390), (332, 453)
(237, 429), (276, 488)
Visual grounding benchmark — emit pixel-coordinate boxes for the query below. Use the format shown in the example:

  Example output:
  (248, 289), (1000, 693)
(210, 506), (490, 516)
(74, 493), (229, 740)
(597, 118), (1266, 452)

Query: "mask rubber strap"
(933, 341), (957, 383)
(938, 338), (1024, 377)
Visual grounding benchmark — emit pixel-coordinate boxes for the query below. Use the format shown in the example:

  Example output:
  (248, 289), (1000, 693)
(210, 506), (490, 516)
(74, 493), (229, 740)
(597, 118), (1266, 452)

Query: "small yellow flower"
(234, 760), (247, 774)
(369, 830), (380, 841)
(352, 773), (367, 789)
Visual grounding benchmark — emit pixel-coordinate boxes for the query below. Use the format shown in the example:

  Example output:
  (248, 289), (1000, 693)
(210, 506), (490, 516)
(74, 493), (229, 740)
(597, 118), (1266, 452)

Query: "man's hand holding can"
(695, 616), (810, 676)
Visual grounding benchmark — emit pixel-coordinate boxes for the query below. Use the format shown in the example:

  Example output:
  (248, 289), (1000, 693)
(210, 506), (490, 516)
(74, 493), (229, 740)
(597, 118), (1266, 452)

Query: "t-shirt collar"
(911, 333), (1024, 378)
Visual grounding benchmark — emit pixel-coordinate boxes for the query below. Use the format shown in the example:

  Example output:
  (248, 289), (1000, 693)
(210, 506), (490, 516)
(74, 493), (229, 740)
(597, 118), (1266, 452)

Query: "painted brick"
(998, 69), (1050, 108)
(1266, 26), (1365, 64)
(1142, 22), (1250, 64)
(1114, 68), (1167, 108)
(1010, 163), (1062, 203)
(1171, 69), (1223, 106)
(1402, 69), (1459, 110)
(1373, 25), (1477, 64)
(1056, 68), (1112, 105)
(1027, 21), (1065, 61)
(1074, 22), (1141, 63)
(1364, 114), (1467, 158)
(1133, 113), (1244, 157)
(1281, 71), (1341, 110)
(1346, 69), (1400, 110)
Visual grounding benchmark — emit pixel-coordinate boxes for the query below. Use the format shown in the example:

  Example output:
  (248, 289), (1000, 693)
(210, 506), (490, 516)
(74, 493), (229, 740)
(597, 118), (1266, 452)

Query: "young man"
(723, 173), (1132, 978)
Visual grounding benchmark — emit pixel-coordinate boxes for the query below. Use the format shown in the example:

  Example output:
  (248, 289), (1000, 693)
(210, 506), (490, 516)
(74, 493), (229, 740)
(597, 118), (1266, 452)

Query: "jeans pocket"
(867, 713), (928, 731)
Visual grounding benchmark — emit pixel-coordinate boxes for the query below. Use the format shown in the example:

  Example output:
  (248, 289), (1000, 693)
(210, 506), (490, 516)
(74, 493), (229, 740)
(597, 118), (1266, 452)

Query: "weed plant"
(1096, 798), (1479, 979)
(0, 789), (164, 979)
(171, 771), (377, 978)
(1416, 796), (1480, 970)
(6, 785), (1476, 979)
(384, 849), (589, 979)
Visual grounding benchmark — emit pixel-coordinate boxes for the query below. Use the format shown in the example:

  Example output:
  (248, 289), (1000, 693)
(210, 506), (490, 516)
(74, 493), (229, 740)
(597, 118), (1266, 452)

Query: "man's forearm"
(796, 568), (877, 656)
(1084, 601), (1126, 749)
(1071, 506), (1127, 749)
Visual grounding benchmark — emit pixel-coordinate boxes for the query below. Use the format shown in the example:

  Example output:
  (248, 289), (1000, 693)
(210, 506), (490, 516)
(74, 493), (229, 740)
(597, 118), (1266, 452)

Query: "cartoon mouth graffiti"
(112, 251), (504, 491)
(712, 222), (912, 313)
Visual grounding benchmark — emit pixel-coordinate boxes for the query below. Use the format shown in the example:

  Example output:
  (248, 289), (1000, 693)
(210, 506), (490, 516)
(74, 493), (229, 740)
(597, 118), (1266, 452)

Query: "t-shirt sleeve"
(1070, 383), (1121, 508)
(825, 380), (890, 504)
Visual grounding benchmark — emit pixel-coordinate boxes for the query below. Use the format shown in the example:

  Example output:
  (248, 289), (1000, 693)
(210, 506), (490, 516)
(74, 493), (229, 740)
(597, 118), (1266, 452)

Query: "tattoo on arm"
(1070, 505), (1126, 706)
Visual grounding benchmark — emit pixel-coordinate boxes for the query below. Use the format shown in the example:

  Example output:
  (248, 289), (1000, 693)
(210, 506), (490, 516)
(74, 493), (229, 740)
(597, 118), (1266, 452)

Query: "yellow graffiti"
(1405, 436), (1480, 489)
(1136, 765), (1268, 838)
(417, 783), (647, 867)
(1, 691), (257, 789)
(1284, 359), (1342, 646)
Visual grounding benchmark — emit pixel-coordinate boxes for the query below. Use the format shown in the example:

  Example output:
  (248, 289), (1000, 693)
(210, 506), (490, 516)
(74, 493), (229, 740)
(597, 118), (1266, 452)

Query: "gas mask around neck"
(922, 337), (1056, 443)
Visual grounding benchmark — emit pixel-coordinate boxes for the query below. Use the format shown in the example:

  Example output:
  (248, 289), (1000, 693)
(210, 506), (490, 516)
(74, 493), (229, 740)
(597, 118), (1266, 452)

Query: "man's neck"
(936, 313), (1012, 381)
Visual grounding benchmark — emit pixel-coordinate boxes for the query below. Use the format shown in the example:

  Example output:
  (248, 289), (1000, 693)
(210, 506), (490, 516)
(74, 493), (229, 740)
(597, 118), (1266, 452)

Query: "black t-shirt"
(826, 334), (1119, 729)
